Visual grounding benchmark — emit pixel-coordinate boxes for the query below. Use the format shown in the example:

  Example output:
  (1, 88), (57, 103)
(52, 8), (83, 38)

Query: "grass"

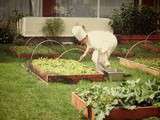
(134, 58), (160, 69)
(9, 44), (83, 55)
(10, 45), (57, 54)
(0, 45), (80, 120)
(115, 42), (160, 58)
(0, 44), (159, 120)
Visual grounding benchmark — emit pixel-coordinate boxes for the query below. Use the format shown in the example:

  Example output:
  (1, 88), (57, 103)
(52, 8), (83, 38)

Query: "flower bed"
(9, 46), (59, 59)
(72, 79), (160, 120)
(27, 58), (104, 83)
(119, 57), (160, 76)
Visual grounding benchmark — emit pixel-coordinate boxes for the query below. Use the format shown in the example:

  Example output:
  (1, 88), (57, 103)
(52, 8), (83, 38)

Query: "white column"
(97, 0), (100, 18)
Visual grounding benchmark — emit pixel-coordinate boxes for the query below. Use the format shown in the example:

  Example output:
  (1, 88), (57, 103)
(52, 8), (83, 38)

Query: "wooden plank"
(119, 57), (160, 76)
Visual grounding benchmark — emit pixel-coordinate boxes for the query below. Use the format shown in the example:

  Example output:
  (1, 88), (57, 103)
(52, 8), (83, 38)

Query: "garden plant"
(0, 43), (160, 120)
(111, 3), (157, 35)
(75, 79), (160, 120)
(42, 18), (65, 36)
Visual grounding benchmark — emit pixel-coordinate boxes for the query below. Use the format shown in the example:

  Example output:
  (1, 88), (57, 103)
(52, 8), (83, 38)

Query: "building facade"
(0, 0), (159, 19)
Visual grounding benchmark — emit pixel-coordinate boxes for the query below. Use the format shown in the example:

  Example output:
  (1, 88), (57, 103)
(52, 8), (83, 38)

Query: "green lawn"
(0, 44), (159, 120)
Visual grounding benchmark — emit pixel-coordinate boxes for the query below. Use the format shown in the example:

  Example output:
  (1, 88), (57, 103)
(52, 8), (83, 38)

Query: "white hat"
(72, 26), (87, 41)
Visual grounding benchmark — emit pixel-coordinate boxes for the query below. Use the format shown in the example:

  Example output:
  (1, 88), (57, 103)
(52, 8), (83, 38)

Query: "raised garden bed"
(9, 46), (59, 59)
(119, 57), (160, 76)
(117, 35), (160, 44)
(27, 58), (104, 83)
(72, 92), (160, 120)
(72, 79), (160, 120)
(141, 42), (160, 53)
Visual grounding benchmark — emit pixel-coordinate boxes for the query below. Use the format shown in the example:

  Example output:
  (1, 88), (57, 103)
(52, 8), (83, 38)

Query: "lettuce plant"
(75, 79), (160, 120)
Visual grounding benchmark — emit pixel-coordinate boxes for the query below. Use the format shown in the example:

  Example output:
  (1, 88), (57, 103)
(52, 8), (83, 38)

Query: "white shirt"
(88, 31), (117, 53)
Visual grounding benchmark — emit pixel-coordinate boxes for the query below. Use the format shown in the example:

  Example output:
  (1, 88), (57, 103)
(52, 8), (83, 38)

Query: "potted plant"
(42, 18), (65, 37)
(111, 3), (159, 43)
(72, 79), (160, 120)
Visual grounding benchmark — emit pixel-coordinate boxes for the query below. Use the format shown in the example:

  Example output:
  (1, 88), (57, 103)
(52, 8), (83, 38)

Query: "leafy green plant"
(9, 10), (26, 36)
(111, 3), (157, 35)
(0, 19), (14, 44)
(0, 10), (25, 44)
(0, 28), (13, 44)
(42, 18), (65, 36)
(75, 79), (160, 120)
(32, 58), (97, 75)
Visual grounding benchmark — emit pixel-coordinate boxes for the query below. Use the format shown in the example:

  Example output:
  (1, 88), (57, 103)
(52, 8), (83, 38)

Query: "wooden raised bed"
(117, 35), (160, 44)
(141, 43), (160, 53)
(9, 47), (59, 59)
(71, 92), (160, 120)
(27, 62), (104, 84)
(119, 57), (160, 76)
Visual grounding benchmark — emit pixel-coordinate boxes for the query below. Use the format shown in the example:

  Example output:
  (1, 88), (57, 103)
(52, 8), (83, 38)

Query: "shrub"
(0, 27), (13, 44)
(111, 3), (157, 35)
(0, 10), (25, 44)
(42, 18), (65, 36)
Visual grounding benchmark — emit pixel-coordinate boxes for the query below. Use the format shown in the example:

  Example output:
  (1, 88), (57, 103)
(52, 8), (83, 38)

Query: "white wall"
(18, 17), (113, 37)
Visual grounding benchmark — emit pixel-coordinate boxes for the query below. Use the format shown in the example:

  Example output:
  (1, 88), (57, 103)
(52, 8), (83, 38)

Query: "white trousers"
(91, 50), (111, 73)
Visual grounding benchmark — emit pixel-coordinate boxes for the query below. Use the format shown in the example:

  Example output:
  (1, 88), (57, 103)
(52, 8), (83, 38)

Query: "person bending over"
(72, 25), (117, 74)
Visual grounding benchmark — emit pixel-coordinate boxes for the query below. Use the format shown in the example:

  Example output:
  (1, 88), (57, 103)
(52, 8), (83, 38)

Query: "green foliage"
(32, 58), (97, 75)
(143, 117), (160, 120)
(111, 3), (157, 35)
(0, 10), (25, 44)
(154, 42), (160, 47)
(42, 18), (65, 36)
(11, 45), (57, 54)
(76, 79), (160, 120)
(0, 44), (160, 120)
(0, 28), (13, 44)
(10, 10), (25, 23)
(9, 10), (26, 36)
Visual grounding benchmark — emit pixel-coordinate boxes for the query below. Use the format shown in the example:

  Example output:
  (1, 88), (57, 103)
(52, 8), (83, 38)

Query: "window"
(100, 0), (122, 17)
(56, 0), (133, 17)
(56, 0), (97, 17)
